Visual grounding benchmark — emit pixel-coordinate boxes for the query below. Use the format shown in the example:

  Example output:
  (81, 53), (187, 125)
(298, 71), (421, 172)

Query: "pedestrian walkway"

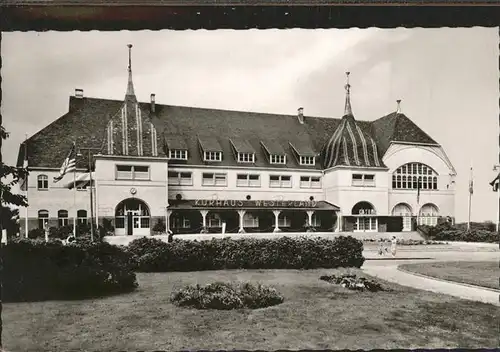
(363, 260), (500, 306)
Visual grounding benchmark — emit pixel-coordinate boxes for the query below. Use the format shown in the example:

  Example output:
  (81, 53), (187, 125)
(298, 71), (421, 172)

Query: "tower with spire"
(320, 72), (382, 169)
(104, 44), (159, 157)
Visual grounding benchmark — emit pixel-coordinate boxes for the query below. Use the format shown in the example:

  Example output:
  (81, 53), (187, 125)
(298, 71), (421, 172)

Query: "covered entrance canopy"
(168, 199), (340, 234)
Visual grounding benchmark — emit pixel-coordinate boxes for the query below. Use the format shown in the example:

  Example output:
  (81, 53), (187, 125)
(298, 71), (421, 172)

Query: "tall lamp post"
(78, 147), (100, 242)
(493, 164), (500, 232)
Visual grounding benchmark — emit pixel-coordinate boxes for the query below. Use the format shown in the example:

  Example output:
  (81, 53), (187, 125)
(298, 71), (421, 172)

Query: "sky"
(2, 28), (498, 223)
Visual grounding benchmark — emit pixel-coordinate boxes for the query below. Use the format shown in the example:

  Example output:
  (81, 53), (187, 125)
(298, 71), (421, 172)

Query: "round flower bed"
(170, 282), (284, 310)
(320, 274), (385, 292)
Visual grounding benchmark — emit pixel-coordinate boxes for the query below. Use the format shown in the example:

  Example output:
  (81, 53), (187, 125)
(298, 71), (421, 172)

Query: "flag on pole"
(19, 140), (28, 191)
(53, 143), (77, 183)
(469, 168), (474, 195)
(490, 172), (500, 191)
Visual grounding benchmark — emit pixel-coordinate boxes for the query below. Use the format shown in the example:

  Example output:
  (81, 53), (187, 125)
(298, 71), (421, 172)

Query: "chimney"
(297, 107), (304, 124)
(150, 94), (156, 113)
(75, 88), (84, 98)
(396, 99), (402, 114)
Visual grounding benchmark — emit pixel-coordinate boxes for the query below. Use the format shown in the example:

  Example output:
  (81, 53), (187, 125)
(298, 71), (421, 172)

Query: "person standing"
(391, 236), (398, 258)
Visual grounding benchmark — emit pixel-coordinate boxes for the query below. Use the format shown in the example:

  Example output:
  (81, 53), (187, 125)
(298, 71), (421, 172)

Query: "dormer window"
(230, 139), (256, 164)
(289, 141), (316, 167)
(300, 156), (315, 166)
(204, 151), (222, 162)
(199, 136), (223, 163)
(238, 152), (255, 163)
(270, 154), (286, 165)
(169, 149), (188, 160)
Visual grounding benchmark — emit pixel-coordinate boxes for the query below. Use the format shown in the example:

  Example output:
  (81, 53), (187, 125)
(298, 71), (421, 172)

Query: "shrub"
(320, 273), (384, 292)
(152, 220), (166, 234)
(418, 223), (498, 243)
(28, 228), (45, 239)
(1, 237), (138, 302)
(127, 235), (365, 272)
(170, 281), (284, 310)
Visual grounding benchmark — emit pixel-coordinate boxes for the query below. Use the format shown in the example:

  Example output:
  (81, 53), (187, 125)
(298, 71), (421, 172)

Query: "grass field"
(399, 261), (499, 290)
(3, 269), (498, 351)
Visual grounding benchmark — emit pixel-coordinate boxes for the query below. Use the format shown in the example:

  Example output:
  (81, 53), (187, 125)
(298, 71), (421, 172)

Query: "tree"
(0, 126), (29, 349)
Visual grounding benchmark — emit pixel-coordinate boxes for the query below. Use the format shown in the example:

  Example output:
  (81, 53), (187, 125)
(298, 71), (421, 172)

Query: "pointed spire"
(344, 71), (352, 116)
(396, 99), (402, 114)
(126, 44), (136, 98)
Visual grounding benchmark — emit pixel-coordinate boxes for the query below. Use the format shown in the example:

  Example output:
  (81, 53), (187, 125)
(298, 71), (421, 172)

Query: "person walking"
(391, 235), (398, 258)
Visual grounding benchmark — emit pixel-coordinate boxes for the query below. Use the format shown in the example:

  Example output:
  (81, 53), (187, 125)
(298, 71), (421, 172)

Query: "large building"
(17, 46), (456, 237)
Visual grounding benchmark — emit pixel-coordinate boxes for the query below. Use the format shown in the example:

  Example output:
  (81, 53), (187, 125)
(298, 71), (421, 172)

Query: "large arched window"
(419, 204), (439, 226)
(37, 175), (49, 190)
(58, 210), (69, 227)
(38, 209), (49, 229)
(392, 163), (438, 190)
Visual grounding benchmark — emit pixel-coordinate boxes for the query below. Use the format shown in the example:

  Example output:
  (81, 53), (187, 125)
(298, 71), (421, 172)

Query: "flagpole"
(88, 149), (94, 242)
(73, 141), (77, 238)
(467, 167), (472, 231)
(24, 134), (29, 238)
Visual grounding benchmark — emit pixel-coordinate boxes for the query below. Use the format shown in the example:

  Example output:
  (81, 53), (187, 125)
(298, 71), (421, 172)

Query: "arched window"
(37, 175), (48, 190)
(391, 203), (412, 231)
(58, 210), (69, 227)
(38, 209), (49, 229)
(392, 163), (439, 190)
(352, 201), (377, 232)
(77, 210), (88, 225)
(419, 204), (439, 226)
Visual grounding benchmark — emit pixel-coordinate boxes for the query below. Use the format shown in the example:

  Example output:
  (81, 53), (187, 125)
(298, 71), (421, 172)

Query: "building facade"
(17, 48), (456, 237)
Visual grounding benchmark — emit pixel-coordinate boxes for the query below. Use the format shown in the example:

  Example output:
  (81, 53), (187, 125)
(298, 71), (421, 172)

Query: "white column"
(166, 210), (172, 234)
(200, 210), (208, 233)
(273, 210), (281, 232)
(238, 210), (246, 234)
(335, 211), (342, 232)
(307, 211), (314, 226)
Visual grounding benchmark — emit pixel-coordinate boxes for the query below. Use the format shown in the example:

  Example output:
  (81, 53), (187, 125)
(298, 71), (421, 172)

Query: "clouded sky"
(2, 28), (498, 222)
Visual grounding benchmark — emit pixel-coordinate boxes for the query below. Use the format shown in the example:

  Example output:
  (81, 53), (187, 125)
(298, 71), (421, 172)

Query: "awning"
(63, 172), (95, 189)
(169, 199), (339, 211)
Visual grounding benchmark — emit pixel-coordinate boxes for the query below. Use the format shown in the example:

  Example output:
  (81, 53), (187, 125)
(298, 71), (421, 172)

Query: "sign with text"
(193, 199), (318, 208)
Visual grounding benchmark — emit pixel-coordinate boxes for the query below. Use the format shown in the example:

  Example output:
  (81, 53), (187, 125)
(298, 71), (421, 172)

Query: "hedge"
(418, 223), (498, 243)
(1, 238), (138, 302)
(127, 235), (365, 272)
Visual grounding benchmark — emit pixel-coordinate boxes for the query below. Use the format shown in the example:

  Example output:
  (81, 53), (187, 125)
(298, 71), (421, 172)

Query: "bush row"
(2, 237), (137, 302)
(170, 282), (284, 310)
(28, 220), (115, 241)
(127, 235), (365, 272)
(418, 223), (498, 243)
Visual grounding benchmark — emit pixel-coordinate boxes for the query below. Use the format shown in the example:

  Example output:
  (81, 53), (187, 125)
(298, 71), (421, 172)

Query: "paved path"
(362, 249), (499, 305)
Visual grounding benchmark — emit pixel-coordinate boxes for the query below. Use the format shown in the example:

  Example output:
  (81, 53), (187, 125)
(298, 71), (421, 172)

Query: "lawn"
(3, 269), (498, 351)
(399, 261), (499, 290)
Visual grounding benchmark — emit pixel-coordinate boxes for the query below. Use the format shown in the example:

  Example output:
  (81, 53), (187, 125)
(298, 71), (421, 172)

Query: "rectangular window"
(168, 171), (193, 186)
(169, 149), (188, 160)
(269, 175), (292, 188)
(237, 174), (261, 187)
(299, 156), (315, 166)
(116, 165), (150, 180)
(204, 151), (222, 162)
(202, 172), (227, 186)
(270, 154), (286, 165)
(278, 216), (291, 227)
(243, 213), (259, 228)
(300, 176), (322, 188)
(37, 176), (49, 190)
(352, 174), (375, 187)
(238, 153), (255, 163)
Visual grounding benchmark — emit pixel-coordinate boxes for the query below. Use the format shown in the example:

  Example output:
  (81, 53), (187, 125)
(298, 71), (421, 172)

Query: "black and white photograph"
(1, 25), (499, 351)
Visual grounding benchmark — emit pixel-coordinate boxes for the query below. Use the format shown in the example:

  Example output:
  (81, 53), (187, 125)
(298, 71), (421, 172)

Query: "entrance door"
(127, 212), (133, 236)
(392, 203), (413, 232)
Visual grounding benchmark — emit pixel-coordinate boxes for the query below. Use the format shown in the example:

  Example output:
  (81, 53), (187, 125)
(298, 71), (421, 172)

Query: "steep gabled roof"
(17, 97), (441, 171)
(371, 111), (439, 155)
